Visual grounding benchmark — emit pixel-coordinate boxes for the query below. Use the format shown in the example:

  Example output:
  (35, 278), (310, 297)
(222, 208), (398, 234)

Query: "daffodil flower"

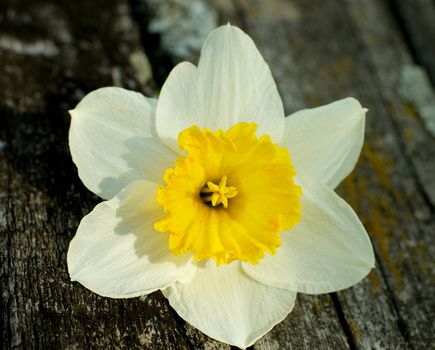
(68, 24), (374, 348)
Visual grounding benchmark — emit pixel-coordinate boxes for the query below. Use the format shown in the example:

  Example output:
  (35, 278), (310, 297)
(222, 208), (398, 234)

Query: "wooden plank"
(220, 1), (406, 349)
(215, 0), (434, 349)
(341, 1), (435, 348)
(2, 0), (434, 349)
(0, 0), (227, 349)
(346, 0), (435, 208)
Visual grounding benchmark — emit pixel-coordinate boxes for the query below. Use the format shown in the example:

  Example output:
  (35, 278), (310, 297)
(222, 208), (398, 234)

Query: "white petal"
(243, 177), (374, 295)
(69, 87), (178, 199)
(163, 261), (296, 348)
(67, 180), (195, 298)
(156, 24), (285, 150)
(281, 98), (366, 188)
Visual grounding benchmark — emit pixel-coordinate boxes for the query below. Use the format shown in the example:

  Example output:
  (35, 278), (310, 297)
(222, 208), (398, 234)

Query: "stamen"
(200, 176), (238, 208)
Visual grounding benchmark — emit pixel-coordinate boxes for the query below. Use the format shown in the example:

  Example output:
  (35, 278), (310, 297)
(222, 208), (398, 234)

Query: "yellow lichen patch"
(320, 55), (352, 80)
(402, 102), (420, 121)
(367, 270), (382, 295)
(342, 143), (404, 292)
(362, 144), (394, 191)
(348, 319), (362, 344)
(311, 296), (321, 315)
(387, 102), (420, 144)
(402, 126), (415, 143)
(372, 202), (404, 292)
(154, 122), (302, 265)
(388, 101), (420, 122)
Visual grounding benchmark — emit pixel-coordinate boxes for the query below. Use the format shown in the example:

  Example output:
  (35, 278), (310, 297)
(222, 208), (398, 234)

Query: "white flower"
(67, 24), (374, 348)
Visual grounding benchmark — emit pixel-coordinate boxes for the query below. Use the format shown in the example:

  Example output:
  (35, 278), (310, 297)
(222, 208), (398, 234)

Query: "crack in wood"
(331, 293), (357, 350)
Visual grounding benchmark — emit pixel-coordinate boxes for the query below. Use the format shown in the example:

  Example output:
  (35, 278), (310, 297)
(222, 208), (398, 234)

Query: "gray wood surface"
(1, 0), (434, 349)
(391, 0), (435, 86)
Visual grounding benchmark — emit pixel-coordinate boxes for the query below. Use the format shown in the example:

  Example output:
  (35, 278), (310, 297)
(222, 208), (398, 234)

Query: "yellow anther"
(201, 176), (238, 208)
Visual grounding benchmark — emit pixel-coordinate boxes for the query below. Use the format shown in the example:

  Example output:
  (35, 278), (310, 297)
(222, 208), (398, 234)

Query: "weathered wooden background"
(1, 0), (434, 349)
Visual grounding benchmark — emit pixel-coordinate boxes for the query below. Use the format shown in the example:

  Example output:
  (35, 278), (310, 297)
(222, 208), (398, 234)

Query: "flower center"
(200, 176), (238, 208)
(154, 122), (302, 265)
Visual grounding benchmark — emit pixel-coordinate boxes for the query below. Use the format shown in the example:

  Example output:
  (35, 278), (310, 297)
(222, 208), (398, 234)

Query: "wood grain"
(1, 0), (433, 349)
(228, 0), (435, 348)
(0, 0), (224, 349)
